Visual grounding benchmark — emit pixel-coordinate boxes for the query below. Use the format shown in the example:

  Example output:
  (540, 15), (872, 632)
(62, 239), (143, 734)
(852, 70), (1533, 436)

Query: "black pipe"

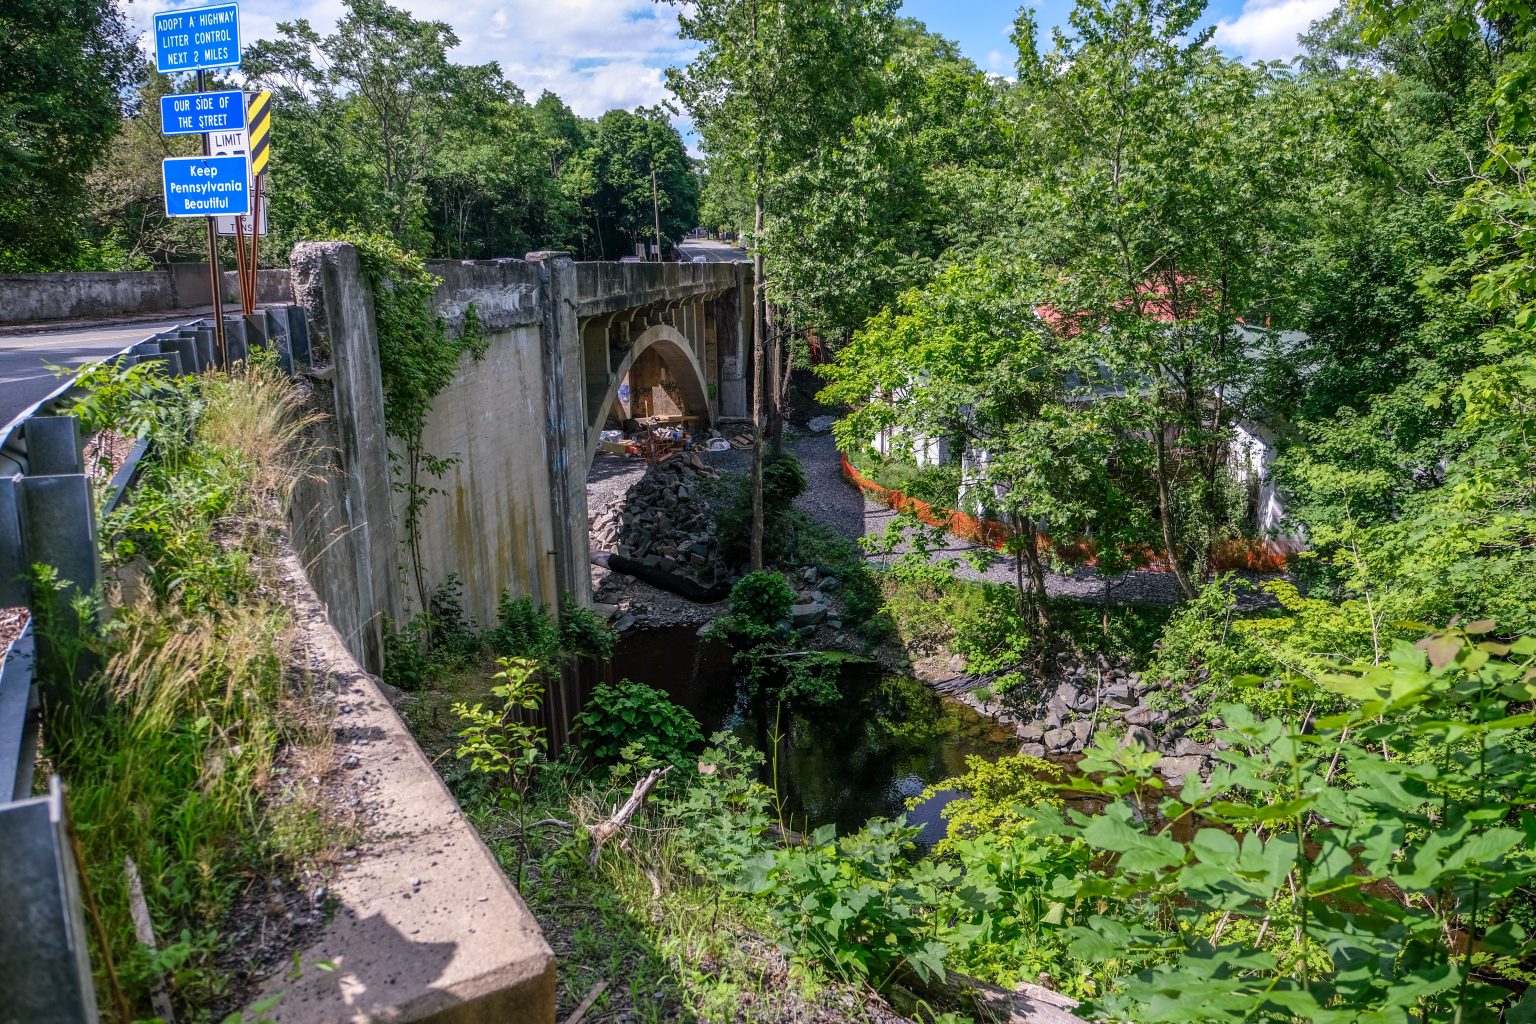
(591, 550), (731, 603)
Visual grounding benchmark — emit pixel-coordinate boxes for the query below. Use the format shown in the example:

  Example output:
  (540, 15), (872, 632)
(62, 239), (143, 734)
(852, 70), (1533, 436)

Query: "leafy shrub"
(744, 817), (950, 986)
(663, 732), (774, 885)
(914, 754), (1063, 857)
(557, 596), (615, 662)
(878, 554), (989, 656)
(763, 449), (808, 506)
(713, 451), (809, 565)
(573, 679), (703, 766)
(1145, 575), (1379, 724)
(744, 812), (1091, 994)
(728, 570), (797, 627)
(452, 657), (545, 798)
(1044, 625), (1536, 1023)
(484, 591), (560, 663)
(382, 577), (482, 690)
(951, 582), (1033, 681)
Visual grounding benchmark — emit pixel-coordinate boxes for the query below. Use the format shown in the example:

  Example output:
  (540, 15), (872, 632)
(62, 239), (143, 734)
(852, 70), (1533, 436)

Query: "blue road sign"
(154, 3), (241, 74)
(160, 90), (246, 135)
(162, 155), (250, 217)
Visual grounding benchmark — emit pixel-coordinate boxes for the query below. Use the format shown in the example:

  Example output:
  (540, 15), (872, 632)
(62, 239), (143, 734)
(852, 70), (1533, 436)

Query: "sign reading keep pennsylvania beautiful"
(161, 155), (250, 217)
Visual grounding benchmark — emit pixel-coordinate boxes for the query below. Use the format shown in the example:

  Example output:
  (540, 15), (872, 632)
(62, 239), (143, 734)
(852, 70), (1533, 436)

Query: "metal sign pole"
(249, 175), (262, 302)
(197, 69), (226, 358)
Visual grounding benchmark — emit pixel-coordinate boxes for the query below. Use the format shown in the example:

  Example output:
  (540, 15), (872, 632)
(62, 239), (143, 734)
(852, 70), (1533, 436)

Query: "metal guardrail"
(0, 304), (311, 1020)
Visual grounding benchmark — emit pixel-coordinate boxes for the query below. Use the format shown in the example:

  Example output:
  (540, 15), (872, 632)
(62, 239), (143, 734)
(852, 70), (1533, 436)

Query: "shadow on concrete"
(273, 911), (464, 1022)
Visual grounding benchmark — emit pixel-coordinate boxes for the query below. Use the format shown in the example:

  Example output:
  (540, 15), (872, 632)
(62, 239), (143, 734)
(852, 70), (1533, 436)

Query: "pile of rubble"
(589, 453), (728, 584)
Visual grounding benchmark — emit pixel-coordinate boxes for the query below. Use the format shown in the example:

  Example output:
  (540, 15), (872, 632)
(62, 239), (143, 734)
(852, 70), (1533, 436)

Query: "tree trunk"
(1154, 425), (1197, 599)
(766, 303), (785, 454)
(750, 186), (766, 571)
(1020, 516), (1050, 638)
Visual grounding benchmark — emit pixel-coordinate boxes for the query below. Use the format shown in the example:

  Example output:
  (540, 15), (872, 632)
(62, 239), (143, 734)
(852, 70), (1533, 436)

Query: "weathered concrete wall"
(398, 320), (558, 625)
(288, 243), (400, 674)
(260, 549), (554, 1024)
(0, 264), (292, 324)
(283, 247), (750, 666)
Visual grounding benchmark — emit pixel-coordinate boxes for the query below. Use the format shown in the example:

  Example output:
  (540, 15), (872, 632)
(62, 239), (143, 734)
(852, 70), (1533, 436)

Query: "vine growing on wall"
(351, 234), (488, 614)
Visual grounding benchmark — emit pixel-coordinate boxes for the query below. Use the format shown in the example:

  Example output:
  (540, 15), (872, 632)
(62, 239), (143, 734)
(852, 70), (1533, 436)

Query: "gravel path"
(587, 430), (1224, 611)
(785, 432), (1193, 606)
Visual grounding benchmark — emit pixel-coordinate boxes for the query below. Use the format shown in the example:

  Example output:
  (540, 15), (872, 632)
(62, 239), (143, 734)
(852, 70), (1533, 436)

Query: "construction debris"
(588, 452), (728, 587)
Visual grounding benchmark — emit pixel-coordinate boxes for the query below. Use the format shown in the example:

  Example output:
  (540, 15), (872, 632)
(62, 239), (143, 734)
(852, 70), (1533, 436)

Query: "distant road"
(0, 318), (182, 426)
(676, 240), (749, 264)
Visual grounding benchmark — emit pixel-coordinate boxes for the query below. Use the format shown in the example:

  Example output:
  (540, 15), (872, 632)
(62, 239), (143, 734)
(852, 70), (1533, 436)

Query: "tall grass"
(48, 356), (339, 1020)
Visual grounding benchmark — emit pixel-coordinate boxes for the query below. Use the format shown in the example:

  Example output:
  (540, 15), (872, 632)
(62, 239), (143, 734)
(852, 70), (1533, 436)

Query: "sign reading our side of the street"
(154, 2), (242, 74)
(162, 156), (251, 217)
(160, 89), (246, 135)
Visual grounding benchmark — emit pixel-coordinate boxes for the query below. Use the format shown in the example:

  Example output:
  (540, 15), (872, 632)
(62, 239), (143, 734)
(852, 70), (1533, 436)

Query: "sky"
(126, 0), (1342, 121)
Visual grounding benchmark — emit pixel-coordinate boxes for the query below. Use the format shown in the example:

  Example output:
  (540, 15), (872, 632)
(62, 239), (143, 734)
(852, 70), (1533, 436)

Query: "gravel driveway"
(588, 430), (1225, 609)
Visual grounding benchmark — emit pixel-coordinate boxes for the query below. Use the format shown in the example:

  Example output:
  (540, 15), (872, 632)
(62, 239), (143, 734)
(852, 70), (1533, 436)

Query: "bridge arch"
(585, 323), (713, 466)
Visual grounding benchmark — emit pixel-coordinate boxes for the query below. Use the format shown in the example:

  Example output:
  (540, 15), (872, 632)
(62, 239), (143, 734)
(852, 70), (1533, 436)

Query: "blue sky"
(127, 0), (1337, 119)
(903, 0), (1332, 72)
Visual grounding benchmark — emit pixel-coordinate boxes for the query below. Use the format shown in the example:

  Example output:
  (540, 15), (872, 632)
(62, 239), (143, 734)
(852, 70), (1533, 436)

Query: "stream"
(610, 625), (1018, 846)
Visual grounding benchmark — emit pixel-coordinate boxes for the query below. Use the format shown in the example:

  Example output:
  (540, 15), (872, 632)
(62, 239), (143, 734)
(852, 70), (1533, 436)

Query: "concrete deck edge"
(258, 547), (554, 1024)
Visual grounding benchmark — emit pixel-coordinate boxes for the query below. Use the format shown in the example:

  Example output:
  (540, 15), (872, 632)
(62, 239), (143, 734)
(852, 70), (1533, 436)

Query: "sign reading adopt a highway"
(162, 155), (250, 217)
(160, 89), (246, 135)
(154, 2), (241, 74)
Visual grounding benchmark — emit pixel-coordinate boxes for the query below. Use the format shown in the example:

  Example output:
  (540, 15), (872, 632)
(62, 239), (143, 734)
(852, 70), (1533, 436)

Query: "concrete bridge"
(287, 243), (751, 697)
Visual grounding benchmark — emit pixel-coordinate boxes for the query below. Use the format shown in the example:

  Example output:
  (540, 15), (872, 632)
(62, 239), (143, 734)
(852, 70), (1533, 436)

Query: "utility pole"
(651, 165), (663, 262)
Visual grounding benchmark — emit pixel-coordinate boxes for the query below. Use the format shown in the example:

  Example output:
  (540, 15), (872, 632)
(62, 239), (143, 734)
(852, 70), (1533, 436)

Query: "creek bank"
(610, 624), (1016, 843)
(912, 650), (1218, 785)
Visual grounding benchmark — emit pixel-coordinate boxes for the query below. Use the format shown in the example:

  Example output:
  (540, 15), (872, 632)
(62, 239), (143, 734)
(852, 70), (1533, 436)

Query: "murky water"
(609, 625), (1018, 845)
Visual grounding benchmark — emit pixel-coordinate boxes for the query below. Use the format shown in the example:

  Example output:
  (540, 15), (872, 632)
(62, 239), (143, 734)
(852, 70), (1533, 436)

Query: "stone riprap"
(588, 453), (728, 590)
(919, 650), (1218, 784)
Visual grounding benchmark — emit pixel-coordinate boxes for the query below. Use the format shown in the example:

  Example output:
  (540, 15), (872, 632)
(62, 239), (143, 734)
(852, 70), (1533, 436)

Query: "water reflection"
(609, 626), (1018, 845)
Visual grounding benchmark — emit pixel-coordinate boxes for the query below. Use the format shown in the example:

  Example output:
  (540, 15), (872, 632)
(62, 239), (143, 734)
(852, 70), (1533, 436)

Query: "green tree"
(245, 0), (513, 250)
(822, 260), (1136, 639)
(0, 0), (138, 269)
(667, 0), (902, 568)
(1005, 0), (1304, 596)
(582, 107), (699, 259)
(1267, 0), (1536, 634)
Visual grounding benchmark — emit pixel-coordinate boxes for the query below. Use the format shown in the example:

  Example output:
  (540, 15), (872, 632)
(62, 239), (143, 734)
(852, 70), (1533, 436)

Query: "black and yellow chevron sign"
(248, 90), (271, 178)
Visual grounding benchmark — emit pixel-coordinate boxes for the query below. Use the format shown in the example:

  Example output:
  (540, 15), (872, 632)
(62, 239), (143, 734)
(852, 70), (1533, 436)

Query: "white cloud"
(122, 0), (695, 118)
(1213, 0), (1340, 61)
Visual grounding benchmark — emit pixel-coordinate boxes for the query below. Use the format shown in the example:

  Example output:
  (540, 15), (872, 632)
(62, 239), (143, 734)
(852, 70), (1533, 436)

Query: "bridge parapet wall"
(288, 246), (750, 691)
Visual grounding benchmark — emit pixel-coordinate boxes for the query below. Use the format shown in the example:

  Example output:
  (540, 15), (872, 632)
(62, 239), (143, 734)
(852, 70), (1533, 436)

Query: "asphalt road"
(676, 240), (749, 264)
(0, 319), (182, 426)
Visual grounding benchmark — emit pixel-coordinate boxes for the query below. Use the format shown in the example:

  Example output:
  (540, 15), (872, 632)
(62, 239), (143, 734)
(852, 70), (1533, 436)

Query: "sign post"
(154, 2), (244, 361)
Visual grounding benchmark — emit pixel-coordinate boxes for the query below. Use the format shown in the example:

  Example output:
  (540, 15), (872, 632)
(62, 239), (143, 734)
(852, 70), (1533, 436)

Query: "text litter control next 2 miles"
(154, 2), (241, 73)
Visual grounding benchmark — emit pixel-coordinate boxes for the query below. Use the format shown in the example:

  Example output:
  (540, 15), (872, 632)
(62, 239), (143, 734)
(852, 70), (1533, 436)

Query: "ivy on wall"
(351, 234), (487, 612)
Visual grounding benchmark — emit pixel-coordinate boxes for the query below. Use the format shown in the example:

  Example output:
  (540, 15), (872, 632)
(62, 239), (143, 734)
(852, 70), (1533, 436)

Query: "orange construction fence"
(839, 454), (1298, 575)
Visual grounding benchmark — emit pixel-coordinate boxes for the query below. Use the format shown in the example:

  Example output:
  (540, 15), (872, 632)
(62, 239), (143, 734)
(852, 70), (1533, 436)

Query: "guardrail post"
(0, 476), (28, 610)
(245, 311), (269, 352)
(0, 778), (99, 1023)
(264, 307), (294, 374)
(169, 332), (201, 375)
(223, 314), (250, 366)
(23, 417), (83, 476)
(193, 323), (217, 372)
(17, 473), (101, 694)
